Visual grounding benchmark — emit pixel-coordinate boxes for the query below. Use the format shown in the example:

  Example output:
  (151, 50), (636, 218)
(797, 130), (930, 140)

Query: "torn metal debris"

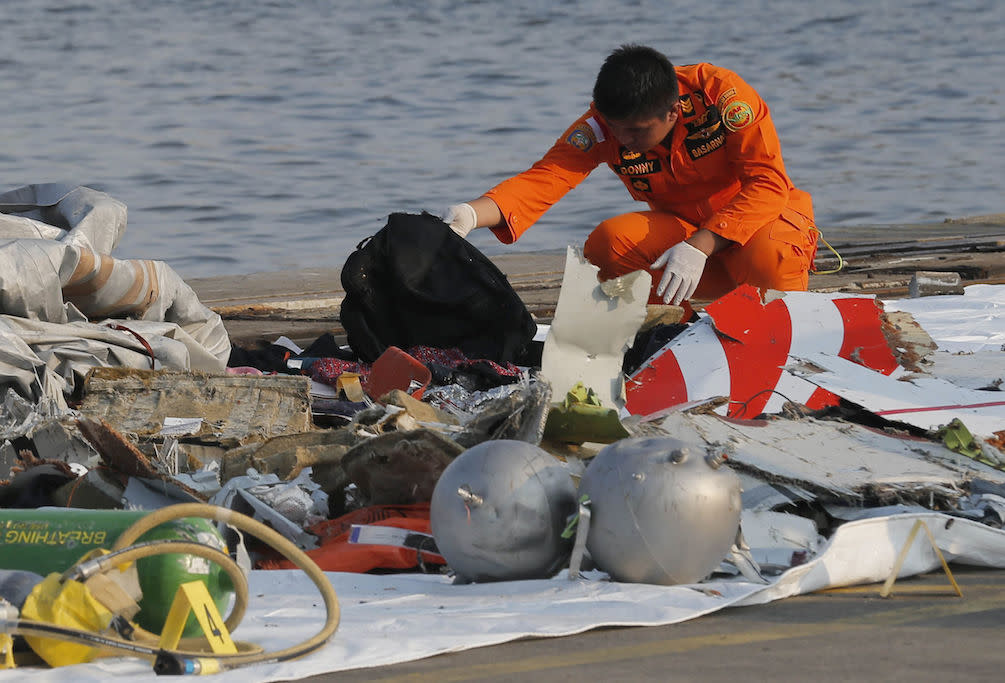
(3, 193), (1005, 679)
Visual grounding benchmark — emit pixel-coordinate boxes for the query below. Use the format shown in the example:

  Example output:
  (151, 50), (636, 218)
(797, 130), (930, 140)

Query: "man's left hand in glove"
(651, 241), (708, 305)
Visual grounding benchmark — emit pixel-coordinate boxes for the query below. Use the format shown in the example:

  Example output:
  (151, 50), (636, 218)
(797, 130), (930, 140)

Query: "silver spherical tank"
(430, 439), (578, 583)
(579, 436), (741, 585)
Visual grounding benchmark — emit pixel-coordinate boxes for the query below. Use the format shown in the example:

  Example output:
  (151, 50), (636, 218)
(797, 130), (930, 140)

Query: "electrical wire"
(728, 388), (807, 418)
(813, 229), (846, 275)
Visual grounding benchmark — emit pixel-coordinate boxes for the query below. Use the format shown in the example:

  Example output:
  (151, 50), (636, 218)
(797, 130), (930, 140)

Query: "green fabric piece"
(938, 418), (982, 458)
(543, 382), (629, 444)
(937, 418), (1004, 471)
(562, 382), (601, 409)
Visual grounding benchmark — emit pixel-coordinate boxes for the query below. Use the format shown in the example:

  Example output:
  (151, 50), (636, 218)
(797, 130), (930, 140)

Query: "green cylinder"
(0, 508), (234, 635)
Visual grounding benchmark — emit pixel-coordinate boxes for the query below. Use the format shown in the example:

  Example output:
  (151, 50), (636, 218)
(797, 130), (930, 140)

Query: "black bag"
(339, 212), (537, 364)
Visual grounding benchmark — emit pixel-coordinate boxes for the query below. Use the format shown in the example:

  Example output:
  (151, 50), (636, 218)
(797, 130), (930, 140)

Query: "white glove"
(443, 203), (478, 238)
(651, 241), (708, 305)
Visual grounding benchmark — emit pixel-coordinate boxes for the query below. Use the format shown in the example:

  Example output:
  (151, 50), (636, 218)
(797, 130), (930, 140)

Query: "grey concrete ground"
(303, 567), (1005, 683)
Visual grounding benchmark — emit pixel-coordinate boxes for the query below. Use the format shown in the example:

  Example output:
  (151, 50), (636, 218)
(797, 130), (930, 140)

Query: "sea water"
(1, 0), (1002, 278)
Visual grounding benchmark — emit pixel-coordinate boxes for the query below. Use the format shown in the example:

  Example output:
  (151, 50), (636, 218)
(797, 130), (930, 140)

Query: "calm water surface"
(1, 0), (1002, 278)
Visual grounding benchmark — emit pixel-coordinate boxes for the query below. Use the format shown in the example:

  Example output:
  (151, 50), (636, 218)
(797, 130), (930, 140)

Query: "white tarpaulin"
(0, 185), (230, 409)
(0, 183), (127, 256)
(883, 284), (1005, 353)
(2, 512), (1003, 682)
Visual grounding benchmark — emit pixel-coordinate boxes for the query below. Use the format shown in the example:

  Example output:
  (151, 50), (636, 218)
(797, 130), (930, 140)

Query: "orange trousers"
(583, 208), (818, 304)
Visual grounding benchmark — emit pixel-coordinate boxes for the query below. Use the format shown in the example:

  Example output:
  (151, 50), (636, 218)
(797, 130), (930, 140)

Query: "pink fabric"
(227, 366), (264, 375)
(310, 346), (522, 389)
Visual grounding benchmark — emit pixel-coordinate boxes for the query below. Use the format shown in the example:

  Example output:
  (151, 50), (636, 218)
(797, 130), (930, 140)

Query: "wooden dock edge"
(188, 229), (1005, 347)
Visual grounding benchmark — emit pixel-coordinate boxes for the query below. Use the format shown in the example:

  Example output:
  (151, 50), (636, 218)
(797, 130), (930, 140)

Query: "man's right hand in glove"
(443, 203), (478, 238)
(441, 197), (505, 238)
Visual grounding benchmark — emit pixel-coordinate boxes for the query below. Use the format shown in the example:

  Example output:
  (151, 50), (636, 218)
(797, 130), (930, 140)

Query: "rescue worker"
(442, 44), (818, 306)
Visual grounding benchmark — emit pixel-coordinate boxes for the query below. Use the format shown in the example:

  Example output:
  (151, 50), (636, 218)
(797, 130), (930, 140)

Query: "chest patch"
(630, 177), (652, 192)
(615, 148), (663, 175)
(683, 105), (727, 160)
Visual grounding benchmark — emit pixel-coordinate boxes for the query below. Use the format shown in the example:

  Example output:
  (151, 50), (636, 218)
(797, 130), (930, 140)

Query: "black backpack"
(339, 212), (537, 364)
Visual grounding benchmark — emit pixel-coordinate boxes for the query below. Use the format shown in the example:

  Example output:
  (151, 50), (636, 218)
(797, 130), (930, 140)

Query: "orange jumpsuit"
(484, 63), (818, 303)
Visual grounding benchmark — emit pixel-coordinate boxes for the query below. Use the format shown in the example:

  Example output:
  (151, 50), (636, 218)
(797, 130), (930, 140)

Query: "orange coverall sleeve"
(701, 69), (792, 245)
(483, 116), (604, 244)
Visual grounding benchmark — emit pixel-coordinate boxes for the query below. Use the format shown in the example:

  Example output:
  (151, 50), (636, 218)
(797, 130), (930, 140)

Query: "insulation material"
(0, 239), (229, 361)
(626, 286), (902, 419)
(540, 247), (650, 411)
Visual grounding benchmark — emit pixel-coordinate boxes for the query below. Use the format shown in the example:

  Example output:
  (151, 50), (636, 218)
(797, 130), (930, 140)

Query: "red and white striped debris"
(625, 285), (901, 419)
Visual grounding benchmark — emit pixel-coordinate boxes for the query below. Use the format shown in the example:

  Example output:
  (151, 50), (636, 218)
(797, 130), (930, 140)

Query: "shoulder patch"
(715, 87), (737, 109)
(722, 100), (755, 132)
(566, 124), (596, 152)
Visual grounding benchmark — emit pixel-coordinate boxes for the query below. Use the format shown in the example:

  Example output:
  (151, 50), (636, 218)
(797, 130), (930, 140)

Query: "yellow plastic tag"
(1, 633), (14, 669)
(337, 372), (366, 402)
(159, 581), (237, 654)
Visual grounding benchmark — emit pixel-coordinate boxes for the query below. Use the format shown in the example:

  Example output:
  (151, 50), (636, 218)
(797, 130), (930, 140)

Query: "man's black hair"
(592, 44), (679, 121)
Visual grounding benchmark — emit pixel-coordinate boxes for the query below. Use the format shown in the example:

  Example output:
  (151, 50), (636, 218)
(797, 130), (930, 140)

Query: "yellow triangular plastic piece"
(159, 581), (237, 653)
(336, 372), (365, 402)
(880, 519), (962, 598)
